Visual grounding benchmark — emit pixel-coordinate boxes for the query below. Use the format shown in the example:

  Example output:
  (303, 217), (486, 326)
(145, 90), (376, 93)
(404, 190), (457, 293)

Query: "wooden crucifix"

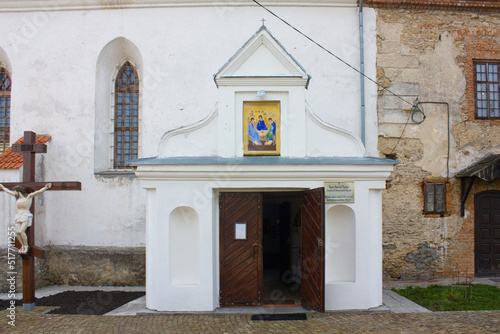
(0, 131), (81, 311)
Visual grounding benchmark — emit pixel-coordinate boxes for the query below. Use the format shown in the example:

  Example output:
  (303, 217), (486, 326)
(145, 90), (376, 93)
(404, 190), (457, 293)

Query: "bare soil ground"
(0, 290), (145, 315)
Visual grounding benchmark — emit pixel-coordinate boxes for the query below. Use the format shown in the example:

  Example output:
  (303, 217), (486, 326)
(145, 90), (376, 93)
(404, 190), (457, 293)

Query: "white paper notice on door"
(235, 223), (246, 240)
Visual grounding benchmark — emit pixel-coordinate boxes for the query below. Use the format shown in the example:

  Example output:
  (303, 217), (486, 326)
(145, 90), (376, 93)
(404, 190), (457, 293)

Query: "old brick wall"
(376, 8), (500, 280)
(366, 0), (500, 12)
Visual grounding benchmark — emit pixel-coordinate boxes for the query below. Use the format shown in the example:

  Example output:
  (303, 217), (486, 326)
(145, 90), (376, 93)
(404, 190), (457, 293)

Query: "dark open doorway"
(219, 189), (324, 311)
(262, 192), (302, 305)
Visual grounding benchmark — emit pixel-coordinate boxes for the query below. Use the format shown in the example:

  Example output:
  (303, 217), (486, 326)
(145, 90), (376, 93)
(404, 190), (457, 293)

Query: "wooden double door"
(475, 191), (500, 276)
(219, 189), (325, 312)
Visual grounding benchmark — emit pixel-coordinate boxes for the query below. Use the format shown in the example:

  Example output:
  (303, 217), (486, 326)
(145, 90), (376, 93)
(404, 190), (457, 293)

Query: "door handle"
(253, 243), (258, 261)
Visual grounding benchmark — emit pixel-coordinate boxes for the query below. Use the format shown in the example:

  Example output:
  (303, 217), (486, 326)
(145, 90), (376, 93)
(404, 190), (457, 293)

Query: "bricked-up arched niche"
(326, 205), (356, 282)
(169, 206), (200, 285)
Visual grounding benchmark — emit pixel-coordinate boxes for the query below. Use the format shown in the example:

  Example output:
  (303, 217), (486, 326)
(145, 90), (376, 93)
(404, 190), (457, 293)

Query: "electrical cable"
(389, 105), (428, 154)
(410, 105), (426, 124)
(251, 0), (451, 167)
(251, 0), (414, 107)
(390, 109), (412, 155)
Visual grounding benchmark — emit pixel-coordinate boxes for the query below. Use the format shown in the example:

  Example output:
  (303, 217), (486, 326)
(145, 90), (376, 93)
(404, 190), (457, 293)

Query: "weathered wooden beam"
(460, 177), (475, 217)
(12, 143), (47, 154)
(0, 182), (82, 192)
(15, 239), (46, 259)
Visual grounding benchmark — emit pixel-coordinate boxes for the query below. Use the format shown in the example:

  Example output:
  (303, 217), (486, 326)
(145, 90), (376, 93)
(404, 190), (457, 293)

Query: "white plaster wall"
(325, 182), (384, 310)
(0, 2), (377, 254)
(144, 178), (325, 311)
(0, 169), (20, 248)
(138, 162), (388, 311)
(0, 46), (11, 73)
(159, 108), (218, 157)
(144, 182), (215, 311)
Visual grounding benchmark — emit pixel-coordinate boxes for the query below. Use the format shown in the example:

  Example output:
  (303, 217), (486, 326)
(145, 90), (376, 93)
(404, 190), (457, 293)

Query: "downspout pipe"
(359, 0), (366, 146)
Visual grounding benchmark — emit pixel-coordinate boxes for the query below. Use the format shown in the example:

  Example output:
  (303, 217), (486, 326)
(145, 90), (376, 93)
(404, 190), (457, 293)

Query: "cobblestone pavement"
(1, 307), (499, 334)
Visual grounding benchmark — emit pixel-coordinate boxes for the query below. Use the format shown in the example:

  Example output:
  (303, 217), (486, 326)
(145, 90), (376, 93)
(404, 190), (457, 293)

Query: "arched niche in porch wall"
(326, 205), (356, 283)
(169, 206), (200, 286)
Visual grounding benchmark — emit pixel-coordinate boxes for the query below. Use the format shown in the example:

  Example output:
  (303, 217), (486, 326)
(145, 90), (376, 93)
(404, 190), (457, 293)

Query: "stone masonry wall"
(0, 246), (145, 292)
(376, 8), (500, 280)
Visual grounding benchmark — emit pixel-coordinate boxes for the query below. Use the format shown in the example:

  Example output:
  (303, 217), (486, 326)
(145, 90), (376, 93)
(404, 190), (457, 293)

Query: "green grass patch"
(392, 284), (500, 311)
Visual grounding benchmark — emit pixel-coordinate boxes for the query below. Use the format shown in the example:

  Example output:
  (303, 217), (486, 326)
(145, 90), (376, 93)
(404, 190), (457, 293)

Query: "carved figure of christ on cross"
(0, 182), (52, 254)
(0, 131), (81, 310)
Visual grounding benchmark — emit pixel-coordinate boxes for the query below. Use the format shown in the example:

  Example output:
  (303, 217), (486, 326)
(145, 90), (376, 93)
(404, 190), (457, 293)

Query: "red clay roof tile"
(0, 135), (51, 169)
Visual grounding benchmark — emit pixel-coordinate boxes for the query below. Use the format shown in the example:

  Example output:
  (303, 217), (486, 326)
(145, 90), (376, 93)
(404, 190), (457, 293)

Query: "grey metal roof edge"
(213, 25), (266, 83)
(130, 156), (398, 166)
(263, 25), (311, 88)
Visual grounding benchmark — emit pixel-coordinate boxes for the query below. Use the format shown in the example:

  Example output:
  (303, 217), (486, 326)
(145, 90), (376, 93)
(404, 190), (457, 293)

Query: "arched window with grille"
(114, 61), (139, 169)
(0, 68), (10, 153)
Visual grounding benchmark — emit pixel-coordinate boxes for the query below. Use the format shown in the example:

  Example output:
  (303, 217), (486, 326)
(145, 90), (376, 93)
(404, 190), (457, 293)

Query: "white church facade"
(0, 0), (394, 312)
